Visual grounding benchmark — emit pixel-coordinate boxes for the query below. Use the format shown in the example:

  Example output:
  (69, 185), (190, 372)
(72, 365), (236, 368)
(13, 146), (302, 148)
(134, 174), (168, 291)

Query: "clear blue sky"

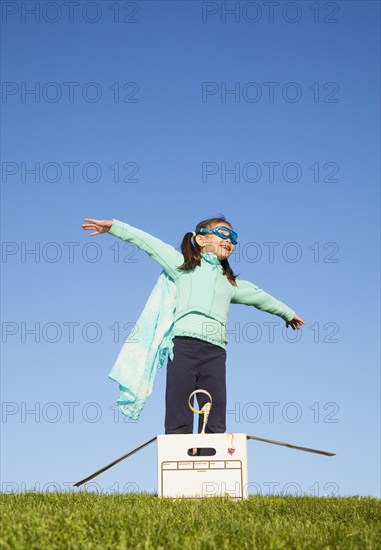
(1, 0), (380, 498)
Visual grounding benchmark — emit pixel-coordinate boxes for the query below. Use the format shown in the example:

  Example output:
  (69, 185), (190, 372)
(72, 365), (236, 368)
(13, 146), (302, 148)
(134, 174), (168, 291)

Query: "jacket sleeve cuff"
(108, 219), (129, 239)
(282, 308), (295, 322)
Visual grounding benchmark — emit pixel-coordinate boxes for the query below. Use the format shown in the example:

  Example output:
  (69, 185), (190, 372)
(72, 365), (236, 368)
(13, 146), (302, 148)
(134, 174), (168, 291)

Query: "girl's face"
(195, 222), (235, 261)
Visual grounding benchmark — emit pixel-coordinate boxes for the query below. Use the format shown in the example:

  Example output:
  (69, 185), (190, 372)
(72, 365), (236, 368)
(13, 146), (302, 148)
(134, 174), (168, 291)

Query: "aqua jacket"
(108, 219), (295, 348)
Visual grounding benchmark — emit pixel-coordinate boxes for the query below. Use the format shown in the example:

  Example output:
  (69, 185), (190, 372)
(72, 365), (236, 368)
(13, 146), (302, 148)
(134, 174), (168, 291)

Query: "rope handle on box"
(188, 389), (212, 435)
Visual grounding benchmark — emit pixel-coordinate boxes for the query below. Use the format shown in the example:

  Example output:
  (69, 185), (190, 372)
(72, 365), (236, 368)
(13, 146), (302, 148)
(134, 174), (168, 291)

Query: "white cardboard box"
(157, 433), (248, 499)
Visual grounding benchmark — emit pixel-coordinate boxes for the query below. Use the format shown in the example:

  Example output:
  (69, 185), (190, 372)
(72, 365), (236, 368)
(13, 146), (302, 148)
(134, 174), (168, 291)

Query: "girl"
(82, 216), (304, 435)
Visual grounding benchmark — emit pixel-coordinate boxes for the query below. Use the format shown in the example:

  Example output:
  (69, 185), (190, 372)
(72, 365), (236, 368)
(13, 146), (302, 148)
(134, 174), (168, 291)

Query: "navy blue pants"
(165, 336), (227, 434)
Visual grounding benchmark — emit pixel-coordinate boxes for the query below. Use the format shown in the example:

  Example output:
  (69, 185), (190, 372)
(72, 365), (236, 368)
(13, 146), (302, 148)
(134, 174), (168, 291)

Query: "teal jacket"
(108, 219), (295, 343)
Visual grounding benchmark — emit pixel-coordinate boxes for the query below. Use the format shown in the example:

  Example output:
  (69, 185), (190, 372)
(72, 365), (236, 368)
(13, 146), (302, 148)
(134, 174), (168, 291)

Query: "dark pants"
(165, 336), (227, 434)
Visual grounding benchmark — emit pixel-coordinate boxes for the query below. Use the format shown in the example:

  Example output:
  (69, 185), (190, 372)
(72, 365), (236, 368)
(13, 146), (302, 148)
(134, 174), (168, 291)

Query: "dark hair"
(177, 215), (239, 286)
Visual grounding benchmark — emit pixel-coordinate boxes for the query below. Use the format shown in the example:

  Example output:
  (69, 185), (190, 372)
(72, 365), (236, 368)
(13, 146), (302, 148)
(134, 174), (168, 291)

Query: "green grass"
(1, 493), (380, 549)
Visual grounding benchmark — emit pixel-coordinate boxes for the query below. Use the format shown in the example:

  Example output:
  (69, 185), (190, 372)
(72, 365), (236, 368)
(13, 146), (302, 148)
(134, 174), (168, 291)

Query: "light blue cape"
(108, 270), (177, 420)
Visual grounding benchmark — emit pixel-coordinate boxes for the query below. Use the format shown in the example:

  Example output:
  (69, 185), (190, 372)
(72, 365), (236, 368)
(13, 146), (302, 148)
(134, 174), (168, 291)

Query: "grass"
(0, 493), (380, 549)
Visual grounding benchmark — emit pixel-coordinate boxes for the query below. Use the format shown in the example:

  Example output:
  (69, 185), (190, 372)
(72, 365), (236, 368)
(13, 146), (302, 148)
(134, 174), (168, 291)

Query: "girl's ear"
(194, 234), (203, 248)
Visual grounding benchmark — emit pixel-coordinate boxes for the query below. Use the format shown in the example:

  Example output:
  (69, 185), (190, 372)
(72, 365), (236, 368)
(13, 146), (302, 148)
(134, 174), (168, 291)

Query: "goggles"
(195, 226), (238, 245)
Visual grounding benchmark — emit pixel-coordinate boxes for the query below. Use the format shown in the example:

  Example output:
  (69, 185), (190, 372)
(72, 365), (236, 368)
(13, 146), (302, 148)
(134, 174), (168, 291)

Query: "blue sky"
(1, 0), (380, 498)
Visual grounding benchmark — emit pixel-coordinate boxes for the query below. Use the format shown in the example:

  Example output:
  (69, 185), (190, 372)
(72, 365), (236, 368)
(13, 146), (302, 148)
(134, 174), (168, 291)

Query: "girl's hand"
(286, 314), (305, 330)
(82, 218), (113, 236)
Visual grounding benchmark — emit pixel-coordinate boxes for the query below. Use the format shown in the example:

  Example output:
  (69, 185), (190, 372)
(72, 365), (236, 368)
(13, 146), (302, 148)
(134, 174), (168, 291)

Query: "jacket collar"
(201, 251), (222, 267)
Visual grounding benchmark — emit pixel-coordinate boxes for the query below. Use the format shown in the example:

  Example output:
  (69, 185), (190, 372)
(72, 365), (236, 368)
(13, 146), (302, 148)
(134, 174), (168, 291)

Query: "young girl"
(82, 216), (304, 435)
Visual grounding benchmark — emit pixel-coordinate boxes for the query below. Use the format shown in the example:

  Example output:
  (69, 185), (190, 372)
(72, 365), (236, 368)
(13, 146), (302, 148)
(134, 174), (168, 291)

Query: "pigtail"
(221, 259), (238, 286)
(177, 232), (202, 271)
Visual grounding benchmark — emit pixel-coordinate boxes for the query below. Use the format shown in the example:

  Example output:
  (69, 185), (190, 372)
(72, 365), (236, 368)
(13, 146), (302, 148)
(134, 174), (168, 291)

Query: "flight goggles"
(195, 226), (238, 245)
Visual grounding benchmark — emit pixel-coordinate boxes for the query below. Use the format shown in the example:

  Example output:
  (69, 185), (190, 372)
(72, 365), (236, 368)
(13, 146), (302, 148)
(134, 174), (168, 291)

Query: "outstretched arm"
(231, 278), (304, 330)
(82, 218), (183, 279)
